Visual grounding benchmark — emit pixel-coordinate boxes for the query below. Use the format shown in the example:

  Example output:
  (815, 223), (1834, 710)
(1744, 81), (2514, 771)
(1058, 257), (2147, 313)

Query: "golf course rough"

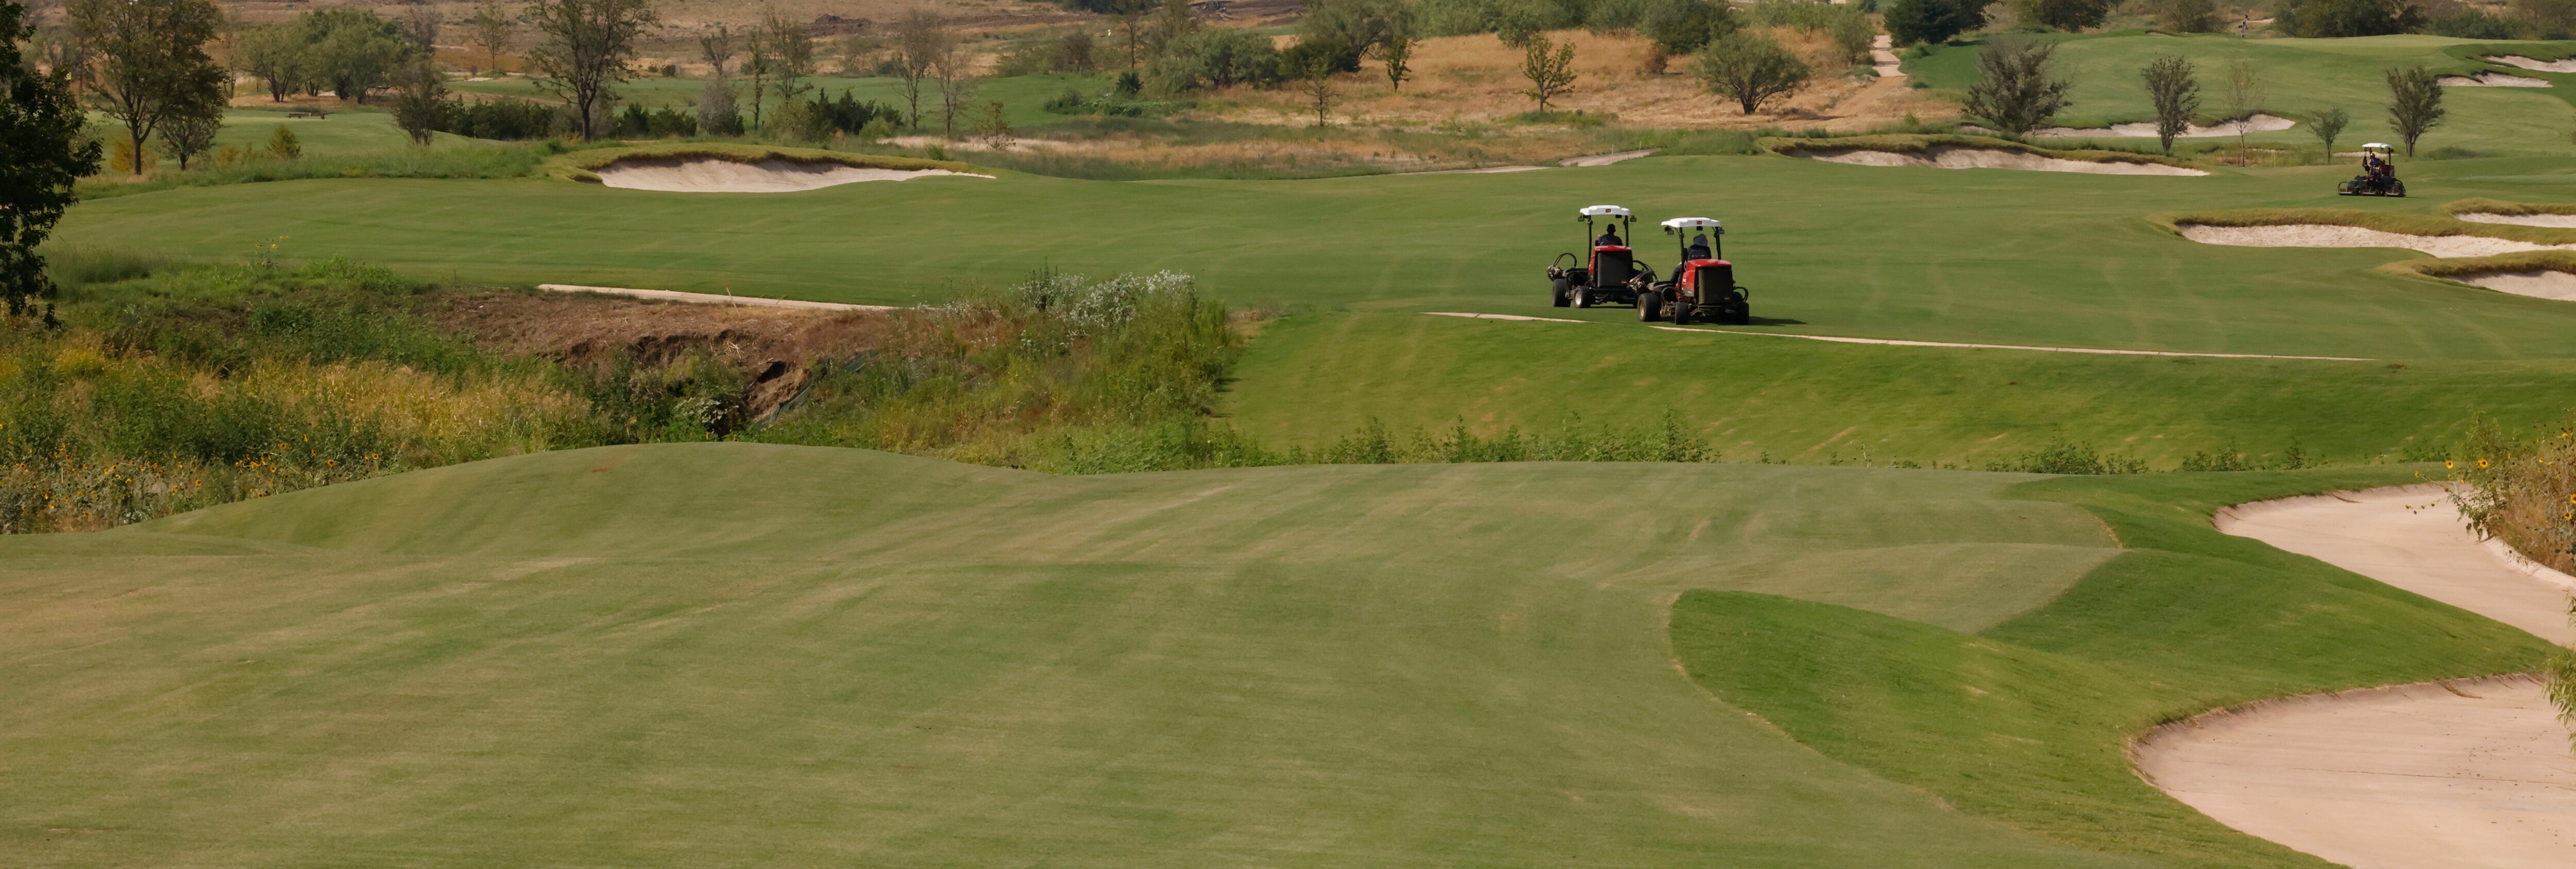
(0, 444), (2549, 866)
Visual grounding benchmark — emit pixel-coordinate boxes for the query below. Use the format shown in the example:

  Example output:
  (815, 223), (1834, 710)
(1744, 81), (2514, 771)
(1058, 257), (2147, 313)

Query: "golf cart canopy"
(1661, 217), (1723, 233)
(1578, 205), (1632, 218)
(2362, 142), (2393, 150)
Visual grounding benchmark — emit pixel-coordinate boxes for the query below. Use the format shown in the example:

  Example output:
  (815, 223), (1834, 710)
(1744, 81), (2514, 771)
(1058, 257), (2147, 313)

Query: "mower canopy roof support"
(1578, 205), (1632, 218)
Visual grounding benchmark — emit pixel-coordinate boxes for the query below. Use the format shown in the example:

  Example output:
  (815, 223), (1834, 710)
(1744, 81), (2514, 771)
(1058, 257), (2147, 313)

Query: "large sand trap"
(2491, 55), (2576, 73)
(1791, 146), (2208, 175)
(2442, 72), (2553, 87)
(592, 157), (993, 193)
(2459, 211), (2576, 228)
(2178, 223), (2576, 258)
(2139, 486), (2576, 868)
(2037, 113), (2295, 139)
(2452, 269), (2576, 301)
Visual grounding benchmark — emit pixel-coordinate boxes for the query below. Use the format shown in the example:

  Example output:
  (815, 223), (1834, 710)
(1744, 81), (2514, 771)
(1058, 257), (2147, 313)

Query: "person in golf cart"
(2363, 148), (2390, 179)
(1596, 227), (1626, 247)
(1684, 233), (1713, 261)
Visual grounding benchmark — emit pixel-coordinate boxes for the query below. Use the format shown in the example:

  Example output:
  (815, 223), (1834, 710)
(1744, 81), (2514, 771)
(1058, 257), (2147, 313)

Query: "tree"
(1885, 0), (1990, 45)
(933, 25), (976, 138)
(295, 9), (407, 103)
(2140, 54), (2198, 155)
(765, 10), (813, 114)
(1643, 0), (1734, 54)
(2221, 59), (2265, 163)
(2276, 0), (2424, 37)
(1963, 37), (2072, 136)
(155, 101), (221, 169)
(2018, 0), (2110, 30)
(1518, 35), (1576, 113)
(524, 0), (658, 141)
(893, 10), (947, 127)
(64, 0), (226, 176)
(1371, 24), (1413, 91)
(389, 57), (449, 145)
(1695, 30), (1810, 115)
(2514, 0), (2576, 39)
(2385, 63), (2445, 157)
(1112, 0), (1147, 70)
(1145, 0), (1198, 56)
(2, 0), (104, 319)
(399, 5), (440, 54)
(697, 24), (741, 134)
(741, 26), (769, 130)
(466, 0), (515, 73)
(238, 25), (304, 102)
(1299, 0), (1400, 71)
(2156, 0), (2221, 31)
(1299, 55), (1337, 125)
(975, 99), (1012, 148)
(2309, 105), (2349, 158)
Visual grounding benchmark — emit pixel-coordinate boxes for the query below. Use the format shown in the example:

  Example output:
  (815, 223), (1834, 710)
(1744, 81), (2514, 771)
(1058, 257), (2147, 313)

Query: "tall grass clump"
(0, 261), (606, 533)
(754, 270), (1270, 472)
(76, 144), (552, 200)
(1299, 413), (1718, 464)
(2453, 411), (2576, 575)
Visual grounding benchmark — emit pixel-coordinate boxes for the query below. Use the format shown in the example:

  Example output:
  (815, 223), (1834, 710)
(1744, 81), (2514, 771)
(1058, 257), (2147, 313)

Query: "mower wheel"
(1637, 291), (1662, 322)
(1573, 286), (1593, 308)
(1551, 277), (1571, 308)
(1670, 302), (1692, 326)
(2393, 182), (2406, 197)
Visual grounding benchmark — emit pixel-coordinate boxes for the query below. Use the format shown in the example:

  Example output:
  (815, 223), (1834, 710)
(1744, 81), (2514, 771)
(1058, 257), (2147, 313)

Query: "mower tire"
(1670, 302), (1692, 326)
(1573, 286), (1593, 308)
(1551, 277), (1571, 307)
(2393, 182), (2406, 197)
(1637, 291), (1663, 322)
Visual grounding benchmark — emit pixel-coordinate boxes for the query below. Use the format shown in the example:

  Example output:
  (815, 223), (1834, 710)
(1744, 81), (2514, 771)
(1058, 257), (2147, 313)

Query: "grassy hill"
(0, 444), (2543, 865)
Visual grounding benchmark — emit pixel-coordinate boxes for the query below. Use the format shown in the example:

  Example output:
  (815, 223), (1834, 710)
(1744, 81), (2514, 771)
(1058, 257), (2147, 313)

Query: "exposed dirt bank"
(2177, 223), (2576, 258)
(1789, 146), (2209, 175)
(435, 290), (886, 420)
(593, 157), (994, 192)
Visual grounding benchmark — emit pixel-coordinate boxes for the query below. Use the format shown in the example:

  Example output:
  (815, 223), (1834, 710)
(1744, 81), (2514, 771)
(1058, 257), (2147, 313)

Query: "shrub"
(441, 97), (559, 140)
(1964, 38), (2073, 137)
(2275, 0), (2426, 37)
(1642, 0), (1736, 53)
(2155, 0), (2222, 31)
(1281, 36), (1363, 77)
(1885, 0), (1990, 44)
(2014, 0), (2112, 30)
(2427, 6), (2520, 37)
(1696, 30), (1811, 114)
(1982, 438), (2148, 474)
(1147, 28), (1283, 93)
(265, 125), (301, 160)
(2453, 412), (2576, 575)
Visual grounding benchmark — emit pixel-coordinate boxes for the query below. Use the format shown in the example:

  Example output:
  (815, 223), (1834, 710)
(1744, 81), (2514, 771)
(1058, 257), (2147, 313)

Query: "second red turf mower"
(1639, 216), (1751, 325)
(1548, 205), (1653, 309)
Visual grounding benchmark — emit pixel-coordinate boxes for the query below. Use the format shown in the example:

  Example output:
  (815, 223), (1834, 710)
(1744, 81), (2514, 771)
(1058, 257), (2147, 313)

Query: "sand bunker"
(1791, 146), (2208, 176)
(2037, 113), (2295, 139)
(592, 157), (993, 193)
(2147, 487), (2576, 868)
(537, 283), (894, 312)
(2449, 269), (2576, 301)
(2441, 72), (2553, 87)
(1559, 149), (1658, 167)
(2490, 55), (2576, 73)
(2458, 211), (2576, 228)
(2177, 223), (2576, 258)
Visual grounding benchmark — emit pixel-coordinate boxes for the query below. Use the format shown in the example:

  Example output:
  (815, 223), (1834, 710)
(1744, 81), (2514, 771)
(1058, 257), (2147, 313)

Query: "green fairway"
(207, 107), (485, 154)
(1908, 33), (2576, 155)
(0, 444), (2540, 866)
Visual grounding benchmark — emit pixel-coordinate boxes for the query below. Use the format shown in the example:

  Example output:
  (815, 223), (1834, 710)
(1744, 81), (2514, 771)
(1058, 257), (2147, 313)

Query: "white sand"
(2459, 211), (2576, 228)
(1792, 146), (2209, 175)
(2442, 72), (2554, 87)
(2136, 486), (2576, 868)
(2455, 269), (2576, 301)
(592, 157), (994, 193)
(1399, 165), (1548, 175)
(1423, 311), (1586, 323)
(1645, 325), (2369, 360)
(1559, 149), (1658, 167)
(536, 284), (894, 312)
(2177, 223), (2576, 258)
(2037, 113), (2296, 139)
(2490, 55), (2576, 73)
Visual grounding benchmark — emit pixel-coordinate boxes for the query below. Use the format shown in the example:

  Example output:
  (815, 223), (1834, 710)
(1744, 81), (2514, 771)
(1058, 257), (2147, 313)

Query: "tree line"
(1956, 37), (2449, 157)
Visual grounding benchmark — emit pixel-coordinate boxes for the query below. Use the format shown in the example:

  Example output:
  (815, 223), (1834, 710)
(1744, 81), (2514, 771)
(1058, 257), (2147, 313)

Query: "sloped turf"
(0, 444), (2544, 866)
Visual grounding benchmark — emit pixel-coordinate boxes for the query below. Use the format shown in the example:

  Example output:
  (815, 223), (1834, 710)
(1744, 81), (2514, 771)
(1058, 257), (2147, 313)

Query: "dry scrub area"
(434, 291), (884, 422)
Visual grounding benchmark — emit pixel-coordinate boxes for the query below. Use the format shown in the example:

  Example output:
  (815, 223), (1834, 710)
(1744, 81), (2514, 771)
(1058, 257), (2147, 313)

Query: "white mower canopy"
(1661, 217), (1722, 232)
(2362, 142), (2393, 149)
(1578, 205), (1632, 218)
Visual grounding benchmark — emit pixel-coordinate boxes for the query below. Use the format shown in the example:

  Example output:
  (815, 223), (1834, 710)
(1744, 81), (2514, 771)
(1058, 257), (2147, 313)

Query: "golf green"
(0, 444), (2540, 866)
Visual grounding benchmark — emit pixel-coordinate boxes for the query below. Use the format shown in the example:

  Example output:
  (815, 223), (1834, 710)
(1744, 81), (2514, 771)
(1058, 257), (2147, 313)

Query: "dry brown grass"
(1204, 28), (1943, 132)
(2456, 412), (2576, 575)
(433, 289), (886, 420)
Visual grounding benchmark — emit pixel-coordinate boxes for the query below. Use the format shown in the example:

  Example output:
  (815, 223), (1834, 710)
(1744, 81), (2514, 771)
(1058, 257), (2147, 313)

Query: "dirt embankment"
(434, 290), (885, 420)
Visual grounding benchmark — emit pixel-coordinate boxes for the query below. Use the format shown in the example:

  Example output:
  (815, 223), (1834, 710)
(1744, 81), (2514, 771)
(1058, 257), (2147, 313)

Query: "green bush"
(1146, 28), (1284, 93)
(2275, 0), (2425, 37)
(1641, 0), (1737, 53)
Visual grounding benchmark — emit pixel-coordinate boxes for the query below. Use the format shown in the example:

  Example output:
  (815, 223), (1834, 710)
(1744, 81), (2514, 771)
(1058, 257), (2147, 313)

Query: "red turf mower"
(1548, 205), (1654, 308)
(2337, 143), (2406, 197)
(1638, 216), (1751, 326)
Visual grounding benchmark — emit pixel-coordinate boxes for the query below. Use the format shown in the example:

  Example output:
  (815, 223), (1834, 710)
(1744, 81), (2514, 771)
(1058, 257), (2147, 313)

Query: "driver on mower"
(1638, 216), (1752, 326)
(1547, 205), (1654, 309)
(2337, 143), (2406, 197)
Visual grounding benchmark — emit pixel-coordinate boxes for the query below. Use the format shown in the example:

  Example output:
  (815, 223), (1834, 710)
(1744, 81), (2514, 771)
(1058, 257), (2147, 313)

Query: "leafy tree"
(697, 25), (742, 135)
(2310, 105), (2349, 158)
(2154, 0), (2222, 31)
(525, 0), (658, 141)
(741, 26), (769, 129)
(1641, 0), (1735, 54)
(2276, 0), (2425, 37)
(389, 57), (449, 145)
(1145, 0), (1199, 56)
(2221, 58), (2265, 162)
(2511, 0), (2576, 38)
(1518, 34), (1577, 112)
(1694, 29), (1810, 114)
(293, 8), (406, 103)
(1964, 37), (2072, 136)
(1300, 0), (1404, 71)
(238, 24), (304, 102)
(893, 10), (948, 127)
(2141, 54), (2198, 154)
(65, 0), (226, 175)
(765, 10), (814, 110)
(974, 99), (1012, 148)
(2385, 63), (2445, 157)
(1497, 3), (1546, 48)
(1112, 0), (1148, 70)
(466, 0), (515, 72)
(933, 25), (977, 138)
(266, 124), (301, 159)
(1146, 27), (1280, 92)
(1281, 36), (1359, 76)
(2016, 0), (2111, 30)
(2, 0), (103, 319)
(1299, 55), (1338, 125)
(155, 101), (221, 169)
(1885, 0), (1990, 45)
(1372, 24), (1414, 91)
